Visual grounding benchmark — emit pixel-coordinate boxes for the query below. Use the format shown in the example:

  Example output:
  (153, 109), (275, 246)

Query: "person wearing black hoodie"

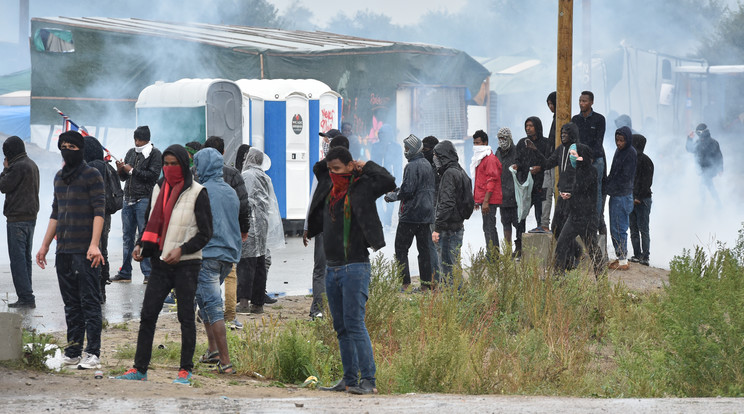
(116, 145), (213, 383)
(605, 126), (637, 271)
(422, 136), (441, 279)
(554, 142), (603, 276)
(0, 136), (40, 308)
(686, 123), (723, 205)
(515, 116), (551, 233)
(629, 134), (653, 266)
(432, 140), (472, 284)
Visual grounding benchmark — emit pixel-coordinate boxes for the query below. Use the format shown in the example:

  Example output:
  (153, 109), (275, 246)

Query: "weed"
(21, 330), (57, 371)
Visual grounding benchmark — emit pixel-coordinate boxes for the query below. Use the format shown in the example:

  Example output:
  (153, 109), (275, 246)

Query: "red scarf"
(328, 172), (352, 212)
(141, 173), (184, 252)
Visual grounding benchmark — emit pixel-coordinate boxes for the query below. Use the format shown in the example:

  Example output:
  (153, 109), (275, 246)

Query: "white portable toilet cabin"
(135, 79), (243, 165)
(235, 79), (310, 222)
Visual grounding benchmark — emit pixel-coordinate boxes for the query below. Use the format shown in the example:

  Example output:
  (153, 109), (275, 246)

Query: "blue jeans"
(121, 198), (151, 278)
(438, 227), (464, 285)
(56, 253), (102, 358)
(196, 259), (233, 324)
(7, 220), (36, 303)
(325, 262), (375, 388)
(609, 194), (634, 260)
(592, 157), (605, 229)
(629, 197), (652, 260)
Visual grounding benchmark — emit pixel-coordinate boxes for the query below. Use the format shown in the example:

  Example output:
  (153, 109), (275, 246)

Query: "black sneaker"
(111, 274), (132, 283)
(346, 379), (378, 395)
(319, 379), (346, 392)
(8, 300), (36, 309)
(640, 258), (650, 266)
(629, 256), (641, 263)
(264, 293), (277, 304)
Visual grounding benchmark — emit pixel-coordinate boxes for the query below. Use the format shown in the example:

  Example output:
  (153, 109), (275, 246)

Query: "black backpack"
(104, 163), (123, 214)
(456, 171), (474, 220)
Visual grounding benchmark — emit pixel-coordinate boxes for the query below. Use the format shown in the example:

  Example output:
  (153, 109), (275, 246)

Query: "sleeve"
(118, 150), (132, 181)
(304, 178), (318, 231)
(597, 115), (606, 144)
(131, 151), (163, 185)
(485, 156), (501, 194)
(180, 189), (213, 255)
(89, 169), (106, 218)
(434, 171), (457, 232)
(540, 146), (557, 169)
(361, 161), (397, 198)
(396, 163), (416, 201)
(51, 192), (58, 220)
(254, 177), (271, 246)
(229, 169), (252, 234)
(0, 165), (22, 194)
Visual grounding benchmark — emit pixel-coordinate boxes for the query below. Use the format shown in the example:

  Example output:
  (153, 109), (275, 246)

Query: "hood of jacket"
(162, 144), (193, 190)
(3, 136), (26, 160)
(615, 114), (633, 130)
(235, 144), (251, 171)
(433, 140), (459, 171)
(615, 126), (634, 153)
(525, 116), (544, 140)
(242, 147), (265, 173)
(561, 122), (579, 146)
(83, 136), (104, 162)
(194, 147), (224, 183)
(632, 134), (646, 154)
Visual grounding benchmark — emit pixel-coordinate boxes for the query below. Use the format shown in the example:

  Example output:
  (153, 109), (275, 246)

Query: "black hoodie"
(433, 140), (472, 232)
(568, 143), (597, 218)
(138, 144), (213, 259)
(0, 136), (40, 222)
(605, 126), (636, 197)
(540, 122), (580, 193)
(632, 134), (653, 200)
(516, 116), (551, 191)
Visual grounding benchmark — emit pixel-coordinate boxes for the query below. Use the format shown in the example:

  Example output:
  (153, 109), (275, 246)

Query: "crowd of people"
(4, 87), (730, 392)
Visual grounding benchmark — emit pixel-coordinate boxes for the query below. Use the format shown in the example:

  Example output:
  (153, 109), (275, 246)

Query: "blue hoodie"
(194, 148), (241, 263)
(605, 126), (637, 197)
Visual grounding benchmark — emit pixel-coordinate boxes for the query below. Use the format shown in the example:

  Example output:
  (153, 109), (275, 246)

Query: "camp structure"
(29, 17), (490, 155)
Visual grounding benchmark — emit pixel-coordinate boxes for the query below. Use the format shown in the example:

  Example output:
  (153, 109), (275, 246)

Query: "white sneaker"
(62, 355), (81, 366)
(78, 353), (101, 370)
(226, 318), (243, 330)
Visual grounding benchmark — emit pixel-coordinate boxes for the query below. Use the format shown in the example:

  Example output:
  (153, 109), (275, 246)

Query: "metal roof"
(136, 78), (236, 108)
(32, 17), (412, 52)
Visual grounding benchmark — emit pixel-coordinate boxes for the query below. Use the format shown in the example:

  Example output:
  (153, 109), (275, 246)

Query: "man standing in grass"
(307, 146), (396, 395)
(115, 145), (212, 384)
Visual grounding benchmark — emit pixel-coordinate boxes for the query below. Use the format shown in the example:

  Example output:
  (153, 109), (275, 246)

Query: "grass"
(105, 224), (744, 397)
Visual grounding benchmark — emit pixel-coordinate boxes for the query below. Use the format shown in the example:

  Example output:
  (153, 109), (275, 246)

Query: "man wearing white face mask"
(113, 126), (162, 283)
(495, 128), (523, 256)
(470, 130), (502, 255)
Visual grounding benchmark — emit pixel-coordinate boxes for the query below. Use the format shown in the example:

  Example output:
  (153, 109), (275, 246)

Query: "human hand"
(241, 232), (248, 242)
(481, 203), (490, 214)
(163, 247), (182, 264)
(530, 166), (542, 174)
(354, 160), (366, 172)
(3, 158), (7, 168)
(560, 192), (572, 200)
(510, 164), (518, 170)
(36, 245), (49, 269)
(525, 140), (537, 150)
(634, 199), (641, 205)
(474, 204), (481, 211)
(384, 192), (396, 203)
(133, 245), (143, 262)
(432, 231), (440, 243)
(302, 230), (309, 247)
(87, 244), (104, 267)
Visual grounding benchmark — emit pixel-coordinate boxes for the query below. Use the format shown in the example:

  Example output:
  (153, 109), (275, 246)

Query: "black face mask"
(423, 148), (434, 163)
(61, 149), (84, 168)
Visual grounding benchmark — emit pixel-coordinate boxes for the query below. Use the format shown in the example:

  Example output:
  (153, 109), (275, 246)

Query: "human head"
(525, 116), (543, 140)
(472, 130), (488, 146)
(496, 127), (512, 150)
(341, 122), (353, 136)
(422, 135), (439, 163)
(325, 146), (354, 174)
(547, 91), (556, 114)
(134, 126), (150, 147)
(632, 134), (646, 154)
(59, 130), (85, 151)
(615, 114), (632, 130)
(403, 134), (423, 158)
(320, 129), (341, 140)
(615, 126), (633, 150)
(83, 136), (104, 162)
(579, 91), (594, 113)
(560, 122), (579, 146)
(695, 123), (710, 139)
(378, 124), (393, 142)
(3, 136), (25, 160)
(162, 144), (192, 186)
(235, 144), (251, 171)
(204, 136), (225, 155)
(330, 135), (350, 149)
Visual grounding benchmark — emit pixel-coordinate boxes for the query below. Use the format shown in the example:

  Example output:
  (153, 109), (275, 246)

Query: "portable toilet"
(235, 79), (310, 223)
(135, 79), (243, 165)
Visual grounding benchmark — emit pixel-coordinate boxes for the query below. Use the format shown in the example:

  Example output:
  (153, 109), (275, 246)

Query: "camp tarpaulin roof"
(31, 17), (490, 131)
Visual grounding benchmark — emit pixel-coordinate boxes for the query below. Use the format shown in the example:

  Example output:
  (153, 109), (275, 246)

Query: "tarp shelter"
(30, 17), (490, 150)
(0, 69), (31, 140)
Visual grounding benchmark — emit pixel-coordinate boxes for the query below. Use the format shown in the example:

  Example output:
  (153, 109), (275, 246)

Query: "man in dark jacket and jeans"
(629, 134), (653, 266)
(495, 128), (523, 255)
(307, 146), (395, 395)
(432, 140), (472, 284)
(1, 136), (40, 308)
(113, 126), (162, 283)
(385, 134), (436, 290)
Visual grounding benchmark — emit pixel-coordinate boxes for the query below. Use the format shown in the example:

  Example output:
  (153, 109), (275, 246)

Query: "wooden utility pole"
(582, 0), (591, 91)
(556, 0), (573, 148)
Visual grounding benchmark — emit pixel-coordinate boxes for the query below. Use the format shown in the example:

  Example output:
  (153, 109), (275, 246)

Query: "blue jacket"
(194, 148), (241, 263)
(605, 126), (637, 197)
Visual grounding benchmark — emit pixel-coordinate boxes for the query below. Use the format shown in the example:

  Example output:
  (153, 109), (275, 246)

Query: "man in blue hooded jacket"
(606, 126), (637, 271)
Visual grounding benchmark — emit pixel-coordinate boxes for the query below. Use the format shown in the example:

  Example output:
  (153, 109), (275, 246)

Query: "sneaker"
(250, 304), (264, 314)
(78, 353), (101, 370)
(528, 227), (543, 233)
(111, 274), (132, 283)
(540, 226), (551, 233)
(640, 258), (650, 266)
(7, 300), (36, 308)
(236, 302), (252, 313)
(629, 256), (641, 263)
(164, 292), (176, 304)
(116, 368), (147, 381)
(608, 260), (630, 271)
(62, 355), (81, 366)
(143, 277), (149, 284)
(173, 369), (192, 385)
(264, 293), (278, 304)
(310, 312), (323, 320)
(226, 318), (243, 330)
(319, 378), (346, 392)
(346, 379), (378, 395)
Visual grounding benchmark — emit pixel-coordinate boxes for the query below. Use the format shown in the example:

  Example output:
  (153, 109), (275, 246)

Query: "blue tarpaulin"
(0, 106), (31, 140)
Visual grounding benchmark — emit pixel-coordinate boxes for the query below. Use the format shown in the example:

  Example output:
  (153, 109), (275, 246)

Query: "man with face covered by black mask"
(36, 130), (105, 370)
(0, 136), (40, 308)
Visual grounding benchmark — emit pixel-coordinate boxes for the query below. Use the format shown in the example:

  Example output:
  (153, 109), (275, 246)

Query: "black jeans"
(394, 222), (433, 287)
(481, 204), (499, 253)
(555, 216), (603, 276)
(310, 234), (327, 316)
(237, 255), (267, 306)
(7, 220), (35, 303)
(56, 253), (102, 358)
(134, 257), (199, 373)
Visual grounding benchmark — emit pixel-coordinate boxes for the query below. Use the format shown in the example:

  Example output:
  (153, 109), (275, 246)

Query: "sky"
(268, 0), (467, 27)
